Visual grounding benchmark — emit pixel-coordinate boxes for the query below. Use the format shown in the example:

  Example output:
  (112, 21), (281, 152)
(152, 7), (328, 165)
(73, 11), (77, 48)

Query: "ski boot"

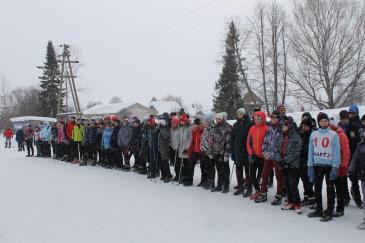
(320, 210), (333, 222)
(255, 193), (268, 203)
(271, 195), (282, 206)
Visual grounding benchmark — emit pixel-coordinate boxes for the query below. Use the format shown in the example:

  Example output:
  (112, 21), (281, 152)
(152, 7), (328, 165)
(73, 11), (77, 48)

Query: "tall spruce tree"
(213, 21), (243, 119)
(39, 41), (61, 117)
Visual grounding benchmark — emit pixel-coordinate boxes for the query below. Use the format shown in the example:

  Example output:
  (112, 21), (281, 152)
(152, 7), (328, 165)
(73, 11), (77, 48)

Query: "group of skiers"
(5, 104), (365, 229)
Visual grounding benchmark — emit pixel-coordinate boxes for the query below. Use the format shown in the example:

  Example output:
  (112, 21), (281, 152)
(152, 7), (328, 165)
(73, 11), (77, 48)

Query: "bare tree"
(289, 0), (365, 109)
(248, 1), (289, 114)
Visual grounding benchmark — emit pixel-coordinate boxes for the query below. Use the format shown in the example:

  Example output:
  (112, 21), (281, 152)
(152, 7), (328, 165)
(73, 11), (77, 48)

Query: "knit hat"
(270, 111), (280, 118)
(301, 112), (312, 120)
(215, 113), (224, 121)
(301, 118), (313, 129)
(339, 110), (350, 120)
(180, 114), (188, 122)
(317, 112), (329, 123)
(193, 118), (201, 125)
(349, 104), (359, 114)
(171, 117), (179, 126)
(277, 105), (286, 114)
(236, 108), (246, 116)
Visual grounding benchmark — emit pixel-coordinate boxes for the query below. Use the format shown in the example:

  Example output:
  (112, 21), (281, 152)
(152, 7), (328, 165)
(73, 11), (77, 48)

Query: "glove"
(307, 166), (314, 183)
(231, 153), (236, 162)
(329, 167), (339, 181)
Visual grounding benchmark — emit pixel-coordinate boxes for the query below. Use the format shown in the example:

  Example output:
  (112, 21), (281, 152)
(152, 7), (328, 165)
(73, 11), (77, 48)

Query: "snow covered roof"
(10, 116), (57, 123)
(83, 102), (134, 115)
(149, 100), (181, 115)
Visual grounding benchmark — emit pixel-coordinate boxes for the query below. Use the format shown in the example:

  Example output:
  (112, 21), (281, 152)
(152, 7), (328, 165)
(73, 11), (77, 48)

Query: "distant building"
(83, 102), (157, 120)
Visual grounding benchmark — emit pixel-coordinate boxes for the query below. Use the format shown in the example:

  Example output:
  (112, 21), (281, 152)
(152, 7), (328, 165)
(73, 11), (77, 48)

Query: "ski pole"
(178, 156), (184, 185)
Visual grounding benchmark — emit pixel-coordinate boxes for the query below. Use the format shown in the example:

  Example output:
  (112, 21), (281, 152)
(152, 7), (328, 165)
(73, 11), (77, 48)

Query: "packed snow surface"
(0, 139), (363, 243)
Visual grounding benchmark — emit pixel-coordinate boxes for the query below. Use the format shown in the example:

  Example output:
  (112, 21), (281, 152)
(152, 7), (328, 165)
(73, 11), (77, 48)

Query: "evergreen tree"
(213, 22), (243, 119)
(39, 41), (62, 117)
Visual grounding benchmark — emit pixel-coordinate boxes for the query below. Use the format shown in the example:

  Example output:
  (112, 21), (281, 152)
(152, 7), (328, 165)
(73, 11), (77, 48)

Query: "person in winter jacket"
(329, 123), (350, 217)
(80, 119), (98, 166)
(360, 115), (365, 140)
(57, 122), (66, 159)
(188, 118), (208, 186)
(147, 116), (160, 179)
(173, 114), (192, 184)
(50, 123), (58, 159)
(118, 117), (133, 170)
(158, 119), (173, 182)
(138, 120), (150, 174)
(101, 122), (113, 168)
(206, 113), (232, 193)
(65, 117), (76, 162)
(170, 116), (179, 167)
(200, 120), (216, 190)
(280, 118), (302, 213)
(247, 111), (268, 200)
(255, 111), (284, 205)
(130, 117), (142, 169)
(34, 127), (41, 157)
(298, 118), (315, 206)
(3, 126), (13, 148)
(15, 127), (25, 151)
(301, 112), (317, 130)
(307, 112), (341, 222)
(71, 118), (85, 164)
(24, 124), (34, 157)
(339, 106), (363, 208)
(96, 121), (105, 166)
(110, 117), (121, 169)
(348, 128), (365, 230)
(231, 108), (253, 196)
(40, 123), (51, 157)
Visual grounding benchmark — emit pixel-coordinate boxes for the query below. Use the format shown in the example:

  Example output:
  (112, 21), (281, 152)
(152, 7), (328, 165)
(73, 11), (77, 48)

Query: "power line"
(95, 0), (237, 55)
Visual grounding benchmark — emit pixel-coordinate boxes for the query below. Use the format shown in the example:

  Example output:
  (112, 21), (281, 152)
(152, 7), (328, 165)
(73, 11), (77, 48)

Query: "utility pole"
(57, 44), (81, 118)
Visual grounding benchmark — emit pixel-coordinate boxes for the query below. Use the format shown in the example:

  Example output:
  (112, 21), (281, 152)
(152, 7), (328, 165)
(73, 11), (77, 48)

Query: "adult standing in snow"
(147, 115), (159, 179)
(81, 119), (98, 166)
(110, 116), (121, 169)
(101, 122), (113, 168)
(200, 120), (216, 190)
(246, 111), (268, 200)
(130, 117), (142, 170)
(15, 127), (25, 152)
(231, 108), (252, 196)
(65, 117), (76, 162)
(307, 112), (341, 222)
(71, 118), (84, 164)
(3, 126), (13, 148)
(50, 123), (58, 159)
(207, 113), (232, 193)
(186, 118), (204, 186)
(173, 114), (191, 184)
(24, 124), (34, 157)
(158, 119), (173, 183)
(348, 128), (365, 230)
(255, 111), (284, 205)
(280, 118), (302, 213)
(40, 122), (51, 157)
(118, 117), (133, 171)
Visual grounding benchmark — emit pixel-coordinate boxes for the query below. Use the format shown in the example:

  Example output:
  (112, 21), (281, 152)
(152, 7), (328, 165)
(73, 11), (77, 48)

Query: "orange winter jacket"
(330, 124), (350, 177)
(3, 128), (13, 138)
(247, 112), (268, 158)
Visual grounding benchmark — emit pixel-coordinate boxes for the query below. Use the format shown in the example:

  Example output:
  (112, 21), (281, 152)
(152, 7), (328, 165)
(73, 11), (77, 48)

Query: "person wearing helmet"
(231, 108), (253, 196)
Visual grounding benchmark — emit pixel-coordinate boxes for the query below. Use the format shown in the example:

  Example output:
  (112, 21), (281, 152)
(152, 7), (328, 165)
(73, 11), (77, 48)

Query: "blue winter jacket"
(40, 126), (51, 142)
(101, 127), (113, 150)
(308, 128), (341, 168)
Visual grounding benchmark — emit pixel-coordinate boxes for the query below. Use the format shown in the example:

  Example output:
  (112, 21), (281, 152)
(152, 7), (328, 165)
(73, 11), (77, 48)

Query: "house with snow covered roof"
(83, 102), (156, 120)
(149, 100), (182, 115)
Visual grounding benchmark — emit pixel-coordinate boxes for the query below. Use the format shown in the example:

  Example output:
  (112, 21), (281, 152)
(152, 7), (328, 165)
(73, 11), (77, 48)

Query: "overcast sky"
(0, 0), (291, 111)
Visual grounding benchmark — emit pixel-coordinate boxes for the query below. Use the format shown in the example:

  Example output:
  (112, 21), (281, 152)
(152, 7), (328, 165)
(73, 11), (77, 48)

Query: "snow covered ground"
(0, 139), (363, 243)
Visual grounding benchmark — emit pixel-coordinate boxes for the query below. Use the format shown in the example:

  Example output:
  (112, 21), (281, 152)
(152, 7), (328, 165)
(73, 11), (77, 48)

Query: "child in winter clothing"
(34, 127), (41, 157)
(329, 123), (350, 217)
(256, 111), (284, 205)
(247, 111), (268, 200)
(71, 119), (85, 164)
(24, 125), (34, 157)
(101, 122), (113, 168)
(299, 118), (315, 206)
(3, 126), (13, 148)
(15, 128), (25, 151)
(158, 119), (173, 183)
(118, 117), (133, 170)
(280, 118), (302, 213)
(188, 118), (205, 186)
(348, 128), (365, 230)
(307, 112), (341, 222)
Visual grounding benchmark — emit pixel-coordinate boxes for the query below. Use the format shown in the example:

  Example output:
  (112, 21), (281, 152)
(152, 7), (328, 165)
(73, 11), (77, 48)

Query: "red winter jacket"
(188, 125), (204, 155)
(330, 124), (350, 176)
(66, 121), (75, 140)
(247, 112), (268, 158)
(3, 128), (13, 138)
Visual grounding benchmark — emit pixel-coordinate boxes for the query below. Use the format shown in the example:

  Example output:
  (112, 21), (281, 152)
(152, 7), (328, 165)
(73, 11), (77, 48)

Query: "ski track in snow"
(0, 140), (363, 243)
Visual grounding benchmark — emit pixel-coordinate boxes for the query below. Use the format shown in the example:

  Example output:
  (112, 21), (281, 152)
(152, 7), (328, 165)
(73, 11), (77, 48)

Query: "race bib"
(312, 132), (335, 161)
